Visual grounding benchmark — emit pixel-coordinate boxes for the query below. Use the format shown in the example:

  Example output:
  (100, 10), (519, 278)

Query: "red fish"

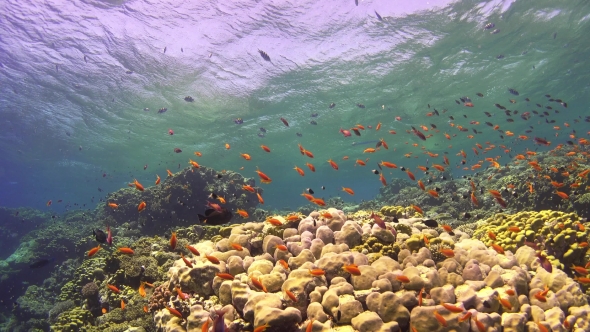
(170, 232), (177, 250)
(328, 159), (339, 170)
(280, 117), (289, 126)
(340, 128), (351, 137)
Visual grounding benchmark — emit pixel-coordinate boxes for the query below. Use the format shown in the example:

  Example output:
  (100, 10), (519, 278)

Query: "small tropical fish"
(328, 159), (339, 170)
(342, 187), (354, 195)
(170, 232), (177, 250)
(88, 245), (101, 257)
(165, 306), (183, 319)
(185, 244), (200, 256)
(138, 282), (146, 297)
(342, 264), (361, 276)
(309, 269), (325, 276)
(155, 175), (161, 185)
(251, 276), (268, 292)
(119, 247), (134, 255)
(237, 209), (249, 218)
(205, 255), (220, 264)
(133, 179), (144, 191)
(107, 284), (120, 293)
(216, 273), (235, 280)
(137, 201), (146, 212)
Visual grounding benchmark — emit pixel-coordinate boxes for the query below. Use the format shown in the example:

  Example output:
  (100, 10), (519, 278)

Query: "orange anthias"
(118, 247), (135, 255)
(170, 232), (177, 250)
(342, 187), (354, 195)
(294, 166), (305, 176)
(342, 264), (361, 276)
(133, 179), (144, 191)
(255, 167), (272, 184)
(327, 159), (339, 170)
(237, 209), (249, 218)
(88, 245), (101, 257)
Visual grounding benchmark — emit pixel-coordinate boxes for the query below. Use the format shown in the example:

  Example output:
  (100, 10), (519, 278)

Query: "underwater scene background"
(2, 0), (590, 331)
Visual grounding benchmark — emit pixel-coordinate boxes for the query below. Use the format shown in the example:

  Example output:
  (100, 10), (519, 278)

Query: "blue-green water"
(1, 0), (589, 212)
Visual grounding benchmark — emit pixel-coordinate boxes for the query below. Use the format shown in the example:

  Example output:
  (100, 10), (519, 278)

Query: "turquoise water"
(1, 0), (589, 212)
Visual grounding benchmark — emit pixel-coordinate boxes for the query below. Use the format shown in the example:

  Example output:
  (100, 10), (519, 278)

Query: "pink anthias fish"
(106, 225), (113, 246)
(168, 129), (174, 135)
(339, 128), (351, 137)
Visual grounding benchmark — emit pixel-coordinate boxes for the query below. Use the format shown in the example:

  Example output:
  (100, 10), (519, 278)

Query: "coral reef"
(146, 208), (590, 332)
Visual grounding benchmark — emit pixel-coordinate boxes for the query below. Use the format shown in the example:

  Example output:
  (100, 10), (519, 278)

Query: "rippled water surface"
(1, 0), (589, 210)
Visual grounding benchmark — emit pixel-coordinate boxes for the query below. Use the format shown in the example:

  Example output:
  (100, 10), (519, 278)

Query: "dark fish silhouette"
(422, 219), (438, 227)
(29, 258), (55, 269)
(258, 49), (271, 62)
(198, 208), (233, 225)
(93, 229), (107, 243)
(375, 11), (382, 21)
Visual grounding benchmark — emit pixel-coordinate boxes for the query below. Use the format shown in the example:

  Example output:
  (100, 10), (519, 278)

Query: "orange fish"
(379, 138), (389, 149)
(278, 259), (289, 270)
(294, 166), (305, 176)
(379, 173), (387, 186)
(406, 170), (415, 181)
(328, 159), (339, 170)
(240, 153), (251, 160)
(342, 264), (361, 276)
(285, 289), (298, 302)
(440, 302), (464, 313)
(417, 180), (425, 191)
(88, 245), (101, 257)
(138, 281), (146, 297)
(356, 159), (367, 166)
(250, 276), (268, 292)
(267, 218), (283, 226)
(275, 244), (288, 251)
(556, 191), (569, 199)
(433, 310), (447, 327)
(488, 190), (502, 198)
(488, 231), (497, 240)
(167, 169), (174, 177)
(189, 159), (200, 168)
(230, 243), (244, 251)
(155, 174), (161, 185)
(119, 247), (134, 254)
(166, 306), (183, 319)
(508, 226), (520, 232)
(108, 202), (119, 209)
(342, 187), (354, 195)
(138, 201), (146, 212)
(458, 312), (472, 322)
(170, 232), (177, 250)
(439, 248), (454, 258)
(194, 151), (202, 157)
(107, 284), (120, 293)
(427, 189), (439, 198)
(185, 244), (200, 256)
(363, 148), (376, 153)
(143, 305), (149, 313)
(312, 198), (326, 206)
(242, 185), (256, 193)
(491, 243), (505, 255)
(257, 192), (264, 204)
(303, 149), (314, 158)
(571, 264), (588, 275)
(205, 255), (220, 264)
(309, 269), (325, 276)
(216, 273), (235, 280)
(380, 161), (397, 168)
(133, 179), (144, 191)
(255, 167), (272, 184)
(260, 145), (271, 152)
(121, 299), (125, 310)
(305, 162), (316, 172)
(225, 143), (230, 149)
(411, 204), (423, 215)
(237, 209), (249, 218)
(471, 192), (478, 206)
(396, 275), (410, 283)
